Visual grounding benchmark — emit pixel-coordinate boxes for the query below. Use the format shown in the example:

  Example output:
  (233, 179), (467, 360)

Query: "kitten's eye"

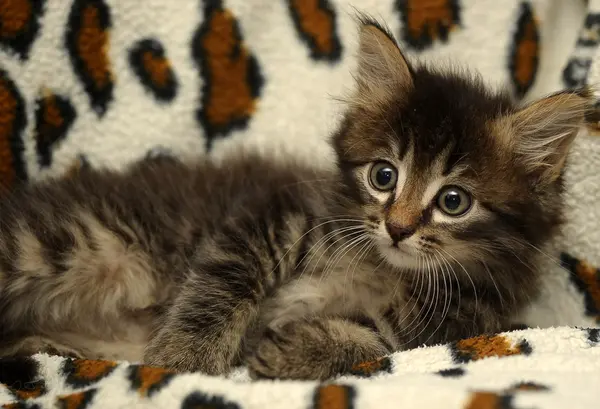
(369, 162), (397, 191)
(436, 186), (472, 216)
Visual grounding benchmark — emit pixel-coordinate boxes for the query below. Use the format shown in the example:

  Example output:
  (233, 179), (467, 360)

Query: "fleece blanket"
(1, 0), (600, 407)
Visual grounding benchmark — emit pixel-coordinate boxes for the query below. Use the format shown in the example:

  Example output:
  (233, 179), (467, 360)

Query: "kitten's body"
(0, 18), (593, 380)
(0, 153), (520, 376)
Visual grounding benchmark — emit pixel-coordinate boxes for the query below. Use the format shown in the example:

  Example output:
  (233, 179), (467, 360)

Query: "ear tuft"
(509, 88), (594, 182)
(353, 15), (413, 105)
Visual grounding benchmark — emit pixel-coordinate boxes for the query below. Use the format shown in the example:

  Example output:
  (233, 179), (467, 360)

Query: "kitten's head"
(333, 18), (592, 275)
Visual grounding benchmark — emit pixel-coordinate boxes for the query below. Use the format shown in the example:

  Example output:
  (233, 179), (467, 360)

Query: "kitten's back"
(0, 153), (336, 358)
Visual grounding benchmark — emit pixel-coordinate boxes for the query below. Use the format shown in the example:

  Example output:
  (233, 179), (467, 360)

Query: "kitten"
(0, 17), (592, 380)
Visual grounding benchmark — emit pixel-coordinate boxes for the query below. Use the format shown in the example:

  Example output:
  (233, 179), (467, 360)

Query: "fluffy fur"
(0, 17), (592, 380)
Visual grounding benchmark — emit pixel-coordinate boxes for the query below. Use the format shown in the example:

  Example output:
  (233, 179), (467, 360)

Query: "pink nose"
(385, 222), (416, 243)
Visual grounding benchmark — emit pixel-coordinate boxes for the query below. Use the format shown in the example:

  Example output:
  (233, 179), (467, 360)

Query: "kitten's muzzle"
(385, 222), (416, 244)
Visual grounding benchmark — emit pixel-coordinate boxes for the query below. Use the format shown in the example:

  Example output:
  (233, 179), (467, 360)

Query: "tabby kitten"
(0, 18), (592, 380)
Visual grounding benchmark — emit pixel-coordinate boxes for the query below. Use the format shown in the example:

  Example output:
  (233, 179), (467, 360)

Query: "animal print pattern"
(0, 327), (598, 409)
(0, 0), (599, 405)
(0, 0), (550, 186)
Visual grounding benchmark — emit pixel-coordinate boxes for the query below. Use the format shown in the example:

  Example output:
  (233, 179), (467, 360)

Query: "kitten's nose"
(385, 222), (416, 243)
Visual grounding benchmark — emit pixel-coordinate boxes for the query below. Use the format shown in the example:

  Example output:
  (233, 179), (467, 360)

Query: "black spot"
(499, 394), (515, 409)
(0, 69), (28, 192)
(181, 391), (241, 409)
(3, 403), (41, 409)
(0, 357), (39, 390)
(563, 58), (592, 89)
(587, 328), (600, 344)
(561, 252), (600, 318)
(516, 339), (532, 355)
(65, 0), (113, 116)
(437, 367), (465, 377)
(577, 14), (600, 47)
(0, 0), (45, 59)
(34, 93), (76, 168)
(129, 38), (178, 102)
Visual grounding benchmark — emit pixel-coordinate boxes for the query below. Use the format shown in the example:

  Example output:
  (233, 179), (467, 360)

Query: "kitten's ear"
(507, 89), (593, 182)
(355, 18), (413, 98)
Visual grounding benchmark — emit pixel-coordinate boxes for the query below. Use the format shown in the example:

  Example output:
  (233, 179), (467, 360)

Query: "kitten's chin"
(376, 242), (427, 270)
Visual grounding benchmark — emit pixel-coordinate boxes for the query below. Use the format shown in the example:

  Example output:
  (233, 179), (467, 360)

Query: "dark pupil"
(376, 168), (393, 186)
(444, 191), (461, 211)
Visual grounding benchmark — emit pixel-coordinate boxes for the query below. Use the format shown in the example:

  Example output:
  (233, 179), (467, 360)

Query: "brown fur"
(0, 16), (593, 380)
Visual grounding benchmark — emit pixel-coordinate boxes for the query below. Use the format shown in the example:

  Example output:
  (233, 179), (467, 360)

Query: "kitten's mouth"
(390, 243), (411, 254)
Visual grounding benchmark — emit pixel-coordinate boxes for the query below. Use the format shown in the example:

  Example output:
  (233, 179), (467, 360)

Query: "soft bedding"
(1, 0), (600, 407)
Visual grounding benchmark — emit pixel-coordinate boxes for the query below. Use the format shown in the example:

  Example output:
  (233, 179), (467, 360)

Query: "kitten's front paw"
(144, 330), (233, 375)
(247, 321), (344, 381)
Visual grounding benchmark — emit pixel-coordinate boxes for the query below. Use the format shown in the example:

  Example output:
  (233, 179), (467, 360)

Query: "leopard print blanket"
(1, 0), (600, 407)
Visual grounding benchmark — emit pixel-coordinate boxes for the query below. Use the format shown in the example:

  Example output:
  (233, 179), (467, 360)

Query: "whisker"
(319, 234), (371, 283)
(424, 252), (451, 345)
(405, 253), (440, 346)
(438, 247), (479, 315)
(395, 256), (423, 328)
(300, 228), (365, 283)
(399, 255), (433, 340)
(350, 240), (375, 286)
(296, 223), (365, 270)
(268, 218), (362, 280)
(435, 249), (461, 319)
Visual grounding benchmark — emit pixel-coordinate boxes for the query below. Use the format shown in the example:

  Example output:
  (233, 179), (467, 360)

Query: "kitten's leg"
(143, 218), (303, 374)
(247, 316), (394, 380)
(144, 274), (261, 374)
(144, 212), (328, 375)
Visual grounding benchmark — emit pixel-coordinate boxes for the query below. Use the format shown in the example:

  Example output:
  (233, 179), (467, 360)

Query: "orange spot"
(509, 382), (548, 392)
(350, 357), (390, 376)
(575, 260), (600, 312)
(11, 383), (44, 400)
(76, 5), (111, 89)
(289, 0), (336, 55)
(464, 392), (502, 409)
(201, 8), (256, 127)
(133, 366), (174, 396)
(58, 392), (86, 409)
(315, 385), (353, 409)
(405, 0), (459, 41)
(455, 335), (524, 361)
(38, 94), (65, 142)
(0, 0), (31, 37)
(0, 76), (18, 192)
(42, 95), (64, 128)
(70, 359), (117, 380)
(514, 18), (539, 90)
(141, 51), (170, 89)
(57, 389), (96, 409)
